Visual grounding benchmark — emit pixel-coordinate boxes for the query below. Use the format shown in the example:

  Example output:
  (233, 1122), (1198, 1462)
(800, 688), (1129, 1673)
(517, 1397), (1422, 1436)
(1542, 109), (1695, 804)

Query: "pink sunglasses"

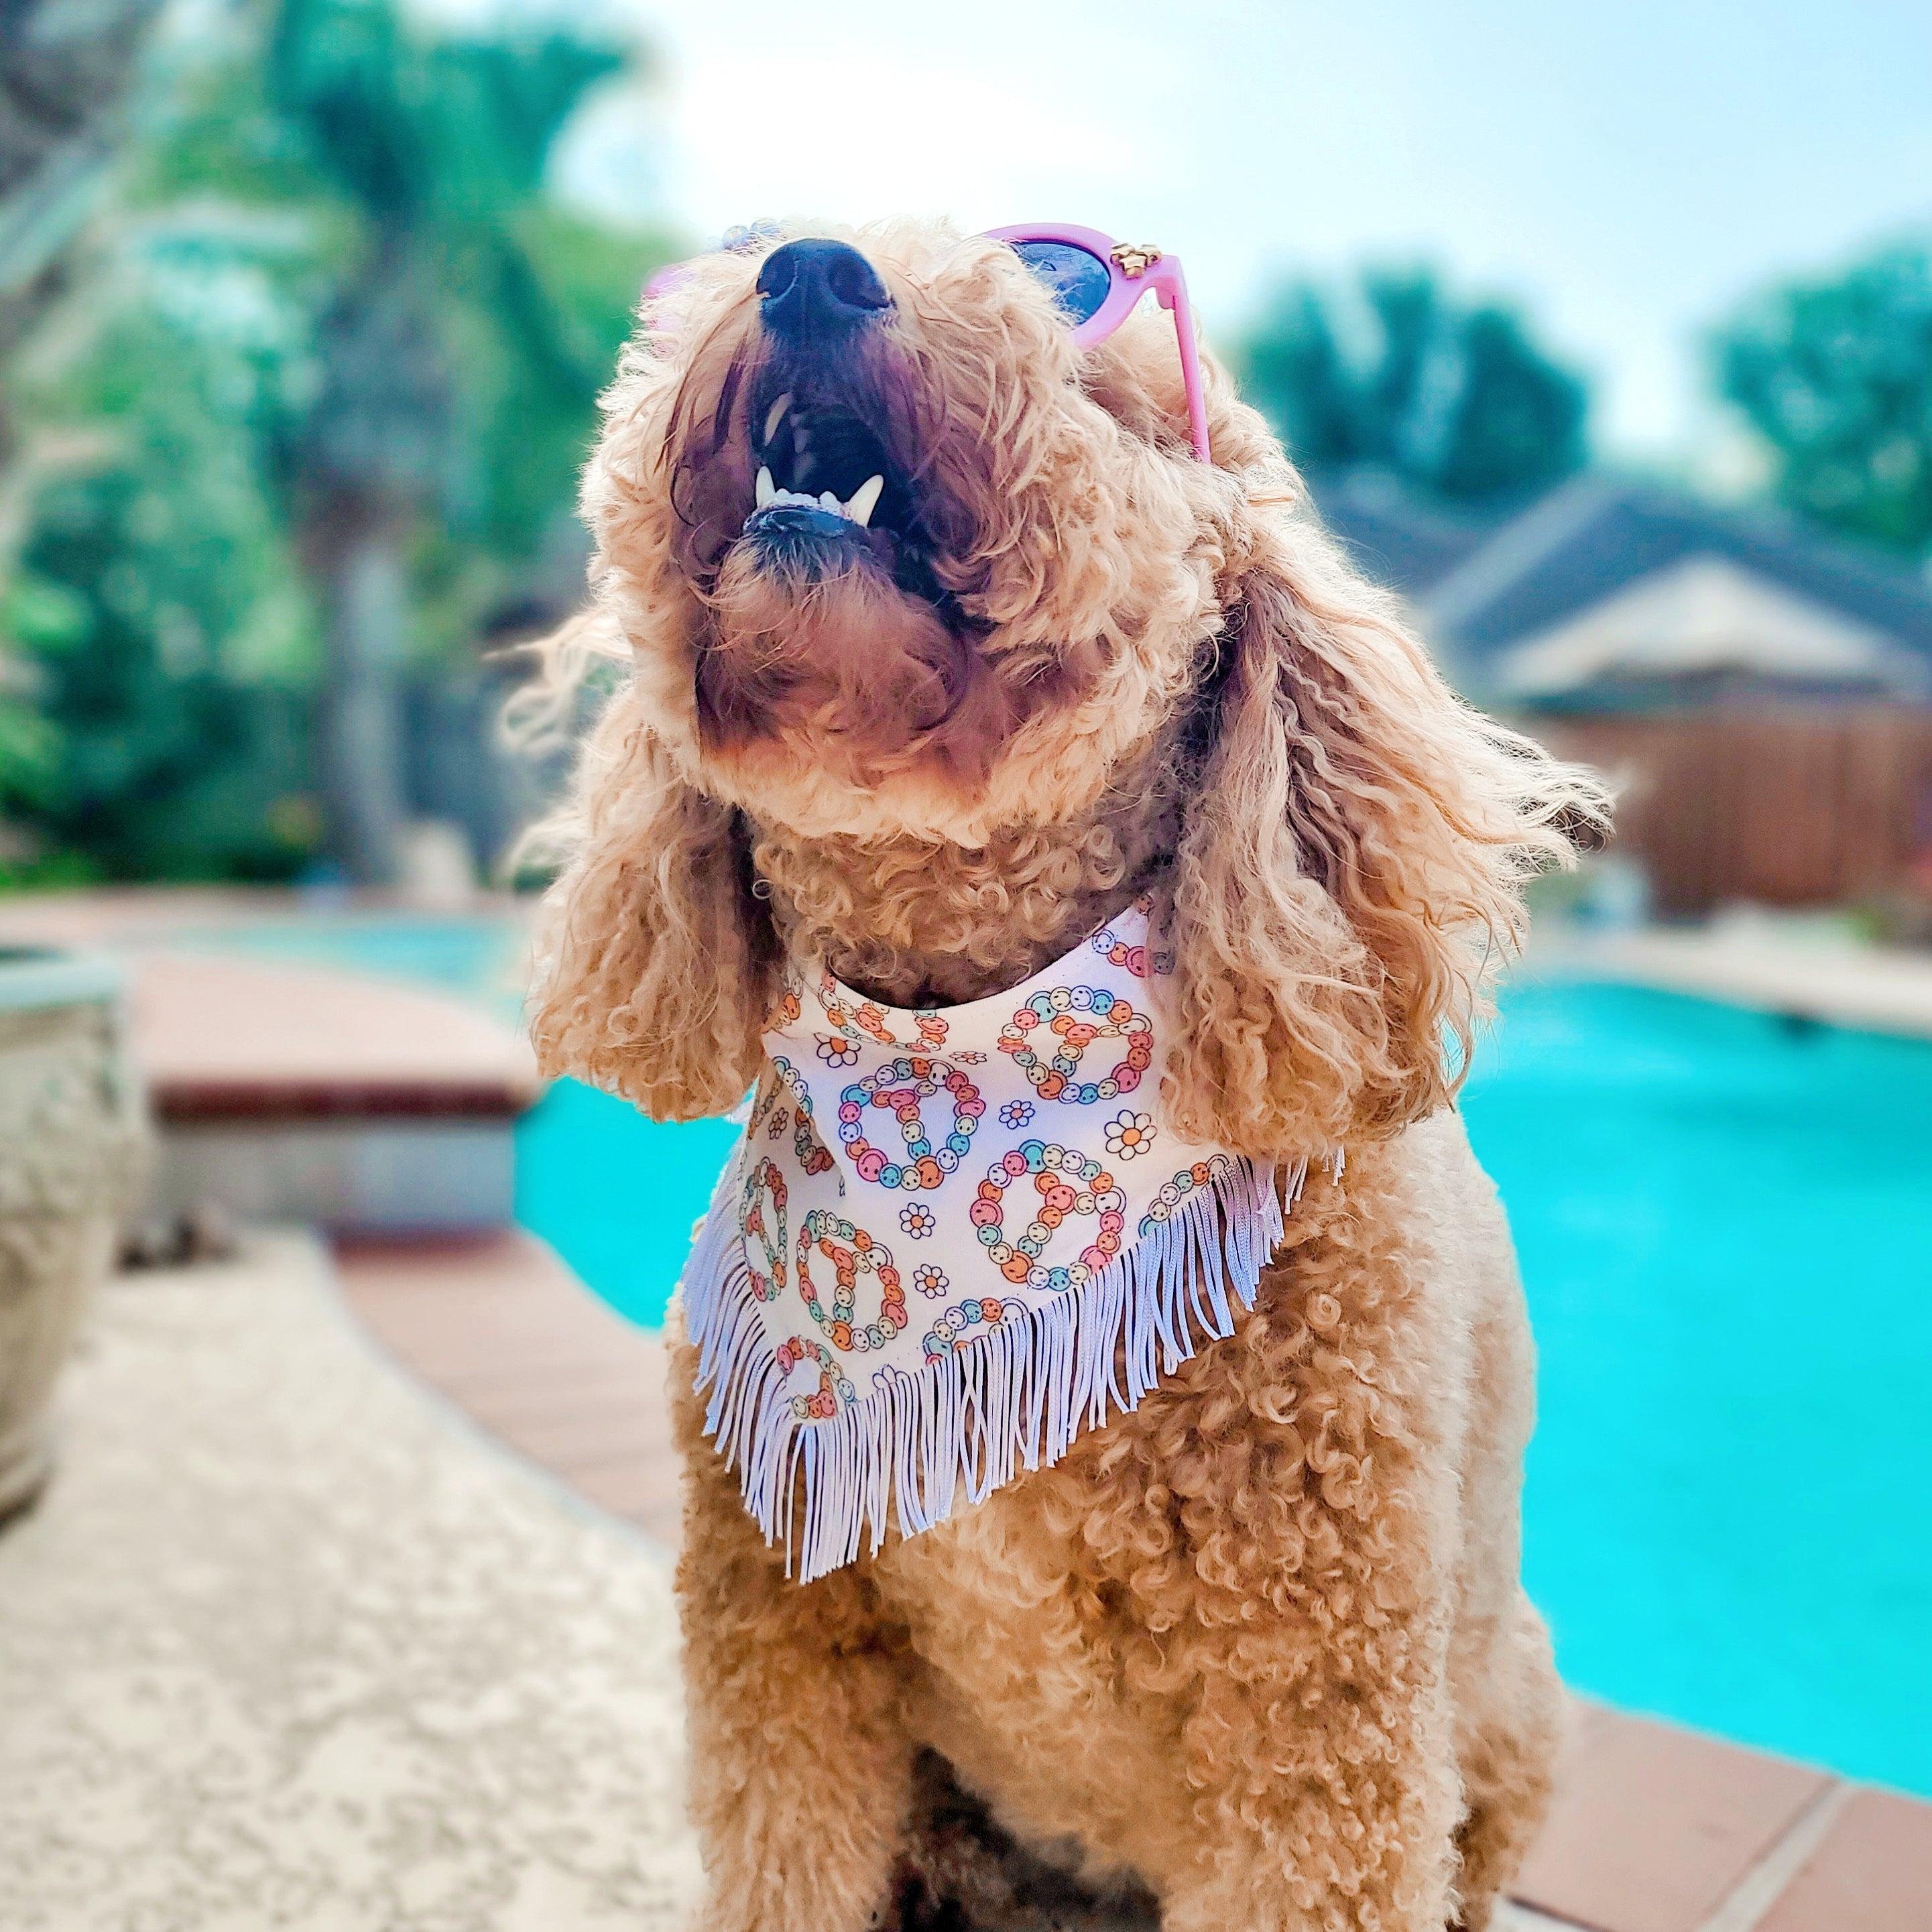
(985, 224), (1211, 462)
(651, 221), (1211, 463)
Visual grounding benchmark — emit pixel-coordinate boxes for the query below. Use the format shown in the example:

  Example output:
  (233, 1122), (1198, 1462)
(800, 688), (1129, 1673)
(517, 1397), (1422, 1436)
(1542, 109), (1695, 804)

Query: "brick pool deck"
(339, 1229), (1932, 1932)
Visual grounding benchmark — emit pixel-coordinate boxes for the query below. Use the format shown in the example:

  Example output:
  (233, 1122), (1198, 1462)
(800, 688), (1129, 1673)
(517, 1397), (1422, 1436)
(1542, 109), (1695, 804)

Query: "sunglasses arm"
(1153, 269), (1212, 463)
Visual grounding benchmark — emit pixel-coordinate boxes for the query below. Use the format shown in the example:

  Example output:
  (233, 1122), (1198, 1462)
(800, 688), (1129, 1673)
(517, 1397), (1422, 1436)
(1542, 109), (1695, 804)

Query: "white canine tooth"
(845, 474), (884, 528)
(763, 394), (790, 446)
(820, 491), (841, 514)
(755, 466), (774, 508)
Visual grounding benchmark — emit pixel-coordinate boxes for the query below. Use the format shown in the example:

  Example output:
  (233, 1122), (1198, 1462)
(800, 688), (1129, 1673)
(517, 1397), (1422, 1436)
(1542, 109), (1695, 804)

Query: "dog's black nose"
(756, 239), (892, 341)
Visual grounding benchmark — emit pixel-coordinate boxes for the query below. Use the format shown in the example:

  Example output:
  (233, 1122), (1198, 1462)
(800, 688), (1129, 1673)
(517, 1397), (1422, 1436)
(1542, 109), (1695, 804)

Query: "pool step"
(333, 1229), (1932, 1932)
(133, 953), (539, 1233)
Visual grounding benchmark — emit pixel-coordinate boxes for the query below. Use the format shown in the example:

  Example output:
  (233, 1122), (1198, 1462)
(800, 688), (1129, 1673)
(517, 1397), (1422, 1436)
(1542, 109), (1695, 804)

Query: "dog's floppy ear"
(526, 681), (777, 1122)
(1161, 516), (1606, 1161)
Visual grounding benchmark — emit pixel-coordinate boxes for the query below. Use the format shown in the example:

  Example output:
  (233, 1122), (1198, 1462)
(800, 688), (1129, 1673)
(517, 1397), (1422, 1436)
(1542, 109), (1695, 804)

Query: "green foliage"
(6, 202), (322, 876)
(1, 0), (678, 882)
(1717, 243), (1932, 559)
(0, 577), (79, 810)
(1236, 267), (1589, 503)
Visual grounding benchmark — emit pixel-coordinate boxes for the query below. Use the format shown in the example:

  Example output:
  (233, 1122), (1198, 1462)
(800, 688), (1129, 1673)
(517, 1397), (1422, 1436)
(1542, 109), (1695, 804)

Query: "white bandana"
(681, 900), (1309, 1580)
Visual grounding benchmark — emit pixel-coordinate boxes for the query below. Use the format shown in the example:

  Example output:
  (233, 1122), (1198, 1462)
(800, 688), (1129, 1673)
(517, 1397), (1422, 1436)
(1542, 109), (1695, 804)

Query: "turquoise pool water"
(514, 1077), (739, 1317)
(1459, 979), (1932, 1798)
(199, 916), (1932, 1796)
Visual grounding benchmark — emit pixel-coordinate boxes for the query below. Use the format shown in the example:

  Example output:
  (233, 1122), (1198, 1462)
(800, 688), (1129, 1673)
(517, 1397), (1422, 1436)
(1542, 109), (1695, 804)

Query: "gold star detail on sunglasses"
(1108, 243), (1163, 278)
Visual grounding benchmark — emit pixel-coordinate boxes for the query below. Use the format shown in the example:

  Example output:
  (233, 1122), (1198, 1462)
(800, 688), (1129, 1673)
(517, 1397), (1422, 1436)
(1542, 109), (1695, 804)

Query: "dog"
(526, 218), (1610, 1932)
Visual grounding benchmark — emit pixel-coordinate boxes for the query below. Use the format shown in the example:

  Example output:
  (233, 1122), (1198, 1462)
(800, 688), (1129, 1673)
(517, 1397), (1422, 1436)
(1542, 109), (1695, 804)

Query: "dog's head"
(532, 218), (1606, 1148)
(581, 220), (1252, 843)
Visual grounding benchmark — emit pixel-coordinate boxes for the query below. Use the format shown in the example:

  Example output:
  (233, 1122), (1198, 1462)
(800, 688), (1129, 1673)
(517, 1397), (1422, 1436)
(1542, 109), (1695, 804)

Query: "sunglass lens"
(1009, 240), (1112, 326)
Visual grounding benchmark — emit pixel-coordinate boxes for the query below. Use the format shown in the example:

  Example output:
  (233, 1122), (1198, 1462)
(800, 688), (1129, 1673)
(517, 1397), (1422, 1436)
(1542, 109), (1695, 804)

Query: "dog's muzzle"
(736, 240), (924, 585)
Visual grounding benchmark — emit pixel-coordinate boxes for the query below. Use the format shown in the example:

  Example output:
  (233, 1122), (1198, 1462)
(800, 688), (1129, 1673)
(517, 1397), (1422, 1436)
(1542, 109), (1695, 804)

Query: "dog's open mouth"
(737, 383), (929, 588)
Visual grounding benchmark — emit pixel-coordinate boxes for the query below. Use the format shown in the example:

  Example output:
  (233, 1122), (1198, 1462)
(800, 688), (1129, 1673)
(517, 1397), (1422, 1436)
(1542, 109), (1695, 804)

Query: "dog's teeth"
(819, 491), (841, 514)
(846, 475), (884, 528)
(762, 395), (790, 447)
(755, 466), (775, 508)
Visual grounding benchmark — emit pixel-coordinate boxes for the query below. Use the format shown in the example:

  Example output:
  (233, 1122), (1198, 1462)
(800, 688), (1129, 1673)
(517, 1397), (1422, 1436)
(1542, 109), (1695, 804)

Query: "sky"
(512, 0), (1932, 467)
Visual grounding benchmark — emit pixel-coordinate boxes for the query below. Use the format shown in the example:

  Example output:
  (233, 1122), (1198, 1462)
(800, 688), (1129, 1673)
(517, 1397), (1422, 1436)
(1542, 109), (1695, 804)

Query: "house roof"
(1417, 474), (1932, 697)
(1306, 469), (1504, 599)
(1493, 552), (1928, 701)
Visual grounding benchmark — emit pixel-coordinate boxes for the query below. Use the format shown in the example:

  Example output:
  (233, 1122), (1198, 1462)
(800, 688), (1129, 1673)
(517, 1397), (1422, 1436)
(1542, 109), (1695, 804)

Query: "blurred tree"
(1, 0), (676, 884)
(0, 0), (164, 493)
(267, 0), (646, 881)
(1236, 267), (1589, 504)
(1716, 243), (1932, 560)
(0, 0), (165, 841)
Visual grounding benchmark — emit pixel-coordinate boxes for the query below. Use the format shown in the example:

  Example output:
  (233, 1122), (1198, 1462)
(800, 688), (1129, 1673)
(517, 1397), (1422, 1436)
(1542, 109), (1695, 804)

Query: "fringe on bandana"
(680, 1148), (1305, 1583)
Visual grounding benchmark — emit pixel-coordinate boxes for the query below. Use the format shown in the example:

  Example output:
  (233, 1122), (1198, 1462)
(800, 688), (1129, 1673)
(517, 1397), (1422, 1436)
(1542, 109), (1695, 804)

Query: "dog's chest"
(865, 1465), (1193, 1880)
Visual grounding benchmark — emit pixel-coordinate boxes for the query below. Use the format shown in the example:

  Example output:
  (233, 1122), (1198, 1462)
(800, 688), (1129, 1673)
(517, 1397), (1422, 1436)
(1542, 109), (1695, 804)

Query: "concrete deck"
(0, 1236), (699, 1930)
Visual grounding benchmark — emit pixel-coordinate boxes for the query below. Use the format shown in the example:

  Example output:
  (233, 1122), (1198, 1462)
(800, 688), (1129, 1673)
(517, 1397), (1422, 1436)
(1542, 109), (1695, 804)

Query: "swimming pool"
(1459, 978), (1932, 1799)
(199, 914), (1932, 1797)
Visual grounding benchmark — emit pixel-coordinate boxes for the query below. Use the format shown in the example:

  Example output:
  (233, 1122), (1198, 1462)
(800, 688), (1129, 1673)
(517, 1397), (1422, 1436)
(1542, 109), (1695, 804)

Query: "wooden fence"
(1528, 708), (1932, 916)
